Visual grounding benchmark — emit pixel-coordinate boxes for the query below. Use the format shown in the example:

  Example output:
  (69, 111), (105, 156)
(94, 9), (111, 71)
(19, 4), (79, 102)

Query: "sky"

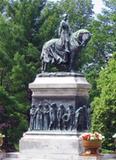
(92, 0), (104, 14)
(48, 0), (105, 14)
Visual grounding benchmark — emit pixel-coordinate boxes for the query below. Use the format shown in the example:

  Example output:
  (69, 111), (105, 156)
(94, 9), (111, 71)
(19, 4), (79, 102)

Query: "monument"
(19, 14), (91, 160)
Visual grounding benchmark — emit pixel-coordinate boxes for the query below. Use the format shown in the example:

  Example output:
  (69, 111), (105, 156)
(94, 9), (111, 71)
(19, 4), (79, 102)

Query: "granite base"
(19, 131), (83, 160)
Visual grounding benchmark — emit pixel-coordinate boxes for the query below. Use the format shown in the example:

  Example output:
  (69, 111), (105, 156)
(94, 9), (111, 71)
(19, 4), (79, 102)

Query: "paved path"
(1, 152), (116, 160)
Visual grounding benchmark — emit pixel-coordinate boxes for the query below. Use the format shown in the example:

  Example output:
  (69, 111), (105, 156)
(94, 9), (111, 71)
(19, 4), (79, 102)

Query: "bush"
(91, 53), (116, 150)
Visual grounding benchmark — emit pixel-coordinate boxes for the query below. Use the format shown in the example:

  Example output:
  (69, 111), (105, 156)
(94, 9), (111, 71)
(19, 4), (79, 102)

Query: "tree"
(0, 0), (46, 150)
(91, 53), (116, 149)
(60, 0), (93, 30)
(0, 86), (28, 151)
(87, 3), (116, 145)
(84, 0), (116, 104)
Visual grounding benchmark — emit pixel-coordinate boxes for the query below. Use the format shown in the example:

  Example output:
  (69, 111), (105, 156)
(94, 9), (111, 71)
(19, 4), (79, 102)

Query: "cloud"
(92, 0), (104, 14)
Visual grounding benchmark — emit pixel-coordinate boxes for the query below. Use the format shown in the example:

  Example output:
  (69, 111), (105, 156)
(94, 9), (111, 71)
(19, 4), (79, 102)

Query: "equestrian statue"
(41, 14), (91, 72)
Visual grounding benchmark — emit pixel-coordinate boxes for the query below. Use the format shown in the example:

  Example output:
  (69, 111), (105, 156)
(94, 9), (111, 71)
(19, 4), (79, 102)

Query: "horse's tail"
(40, 48), (44, 60)
(40, 42), (48, 61)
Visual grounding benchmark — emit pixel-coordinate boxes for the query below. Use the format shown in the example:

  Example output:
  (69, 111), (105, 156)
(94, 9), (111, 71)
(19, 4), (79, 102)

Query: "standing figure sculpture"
(58, 13), (71, 53)
(62, 107), (70, 130)
(67, 105), (75, 130)
(35, 104), (43, 130)
(43, 104), (50, 130)
(29, 104), (37, 130)
(57, 104), (66, 130)
(49, 103), (58, 130)
(82, 105), (89, 130)
(75, 106), (88, 131)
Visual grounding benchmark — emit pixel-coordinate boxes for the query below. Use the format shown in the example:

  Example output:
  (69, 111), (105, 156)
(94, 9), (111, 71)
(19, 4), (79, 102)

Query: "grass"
(102, 148), (115, 154)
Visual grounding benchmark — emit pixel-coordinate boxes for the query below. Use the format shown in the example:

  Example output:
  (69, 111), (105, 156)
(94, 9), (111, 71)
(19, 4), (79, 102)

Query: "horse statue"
(41, 29), (91, 72)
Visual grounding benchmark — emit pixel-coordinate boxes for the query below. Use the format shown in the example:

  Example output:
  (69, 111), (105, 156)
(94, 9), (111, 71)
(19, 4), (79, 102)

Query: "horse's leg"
(41, 60), (44, 72)
(41, 61), (47, 72)
(43, 62), (47, 72)
(69, 51), (75, 72)
(65, 51), (72, 72)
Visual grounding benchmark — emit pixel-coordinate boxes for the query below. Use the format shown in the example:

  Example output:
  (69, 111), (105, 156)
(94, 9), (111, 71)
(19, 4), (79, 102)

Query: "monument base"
(19, 131), (83, 160)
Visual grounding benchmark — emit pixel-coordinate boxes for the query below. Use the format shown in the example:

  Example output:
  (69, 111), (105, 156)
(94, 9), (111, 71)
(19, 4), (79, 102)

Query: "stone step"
(0, 156), (107, 160)
(3, 158), (19, 160)
(0, 152), (6, 160)
(6, 152), (19, 158)
(3, 158), (97, 160)
(2, 153), (116, 160)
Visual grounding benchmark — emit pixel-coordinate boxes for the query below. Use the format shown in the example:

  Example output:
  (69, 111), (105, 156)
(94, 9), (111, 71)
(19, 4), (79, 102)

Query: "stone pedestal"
(29, 72), (91, 109)
(0, 152), (6, 160)
(19, 72), (91, 159)
(19, 131), (82, 160)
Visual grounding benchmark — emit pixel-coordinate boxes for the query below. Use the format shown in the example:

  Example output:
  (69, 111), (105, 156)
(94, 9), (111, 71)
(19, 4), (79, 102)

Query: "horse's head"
(72, 29), (91, 47)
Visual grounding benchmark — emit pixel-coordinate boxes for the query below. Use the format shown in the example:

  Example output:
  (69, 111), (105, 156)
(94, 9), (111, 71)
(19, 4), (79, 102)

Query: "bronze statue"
(75, 107), (83, 131)
(57, 104), (66, 130)
(82, 105), (89, 130)
(49, 103), (58, 130)
(75, 106), (88, 131)
(67, 105), (75, 130)
(58, 14), (71, 53)
(43, 104), (50, 130)
(41, 29), (91, 72)
(35, 104), (43, 130)
(62, 107), (70, 130)
(29, 104), (37, 130)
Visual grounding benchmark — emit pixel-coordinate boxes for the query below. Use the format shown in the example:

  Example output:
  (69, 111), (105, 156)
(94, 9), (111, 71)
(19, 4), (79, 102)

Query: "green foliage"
(0, 86), (28, 151)
(61, 0), (93, 30)
(38, 1), (61, 48)
(82, 0), (116, 150)
(84, 0), (116, 106)
(0, 0), (46, 151)
(91, 53), (116, 149)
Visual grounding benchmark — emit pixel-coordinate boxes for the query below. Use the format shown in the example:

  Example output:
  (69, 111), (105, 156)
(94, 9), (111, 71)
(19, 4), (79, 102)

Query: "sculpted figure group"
(29, 103), (89, 131)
